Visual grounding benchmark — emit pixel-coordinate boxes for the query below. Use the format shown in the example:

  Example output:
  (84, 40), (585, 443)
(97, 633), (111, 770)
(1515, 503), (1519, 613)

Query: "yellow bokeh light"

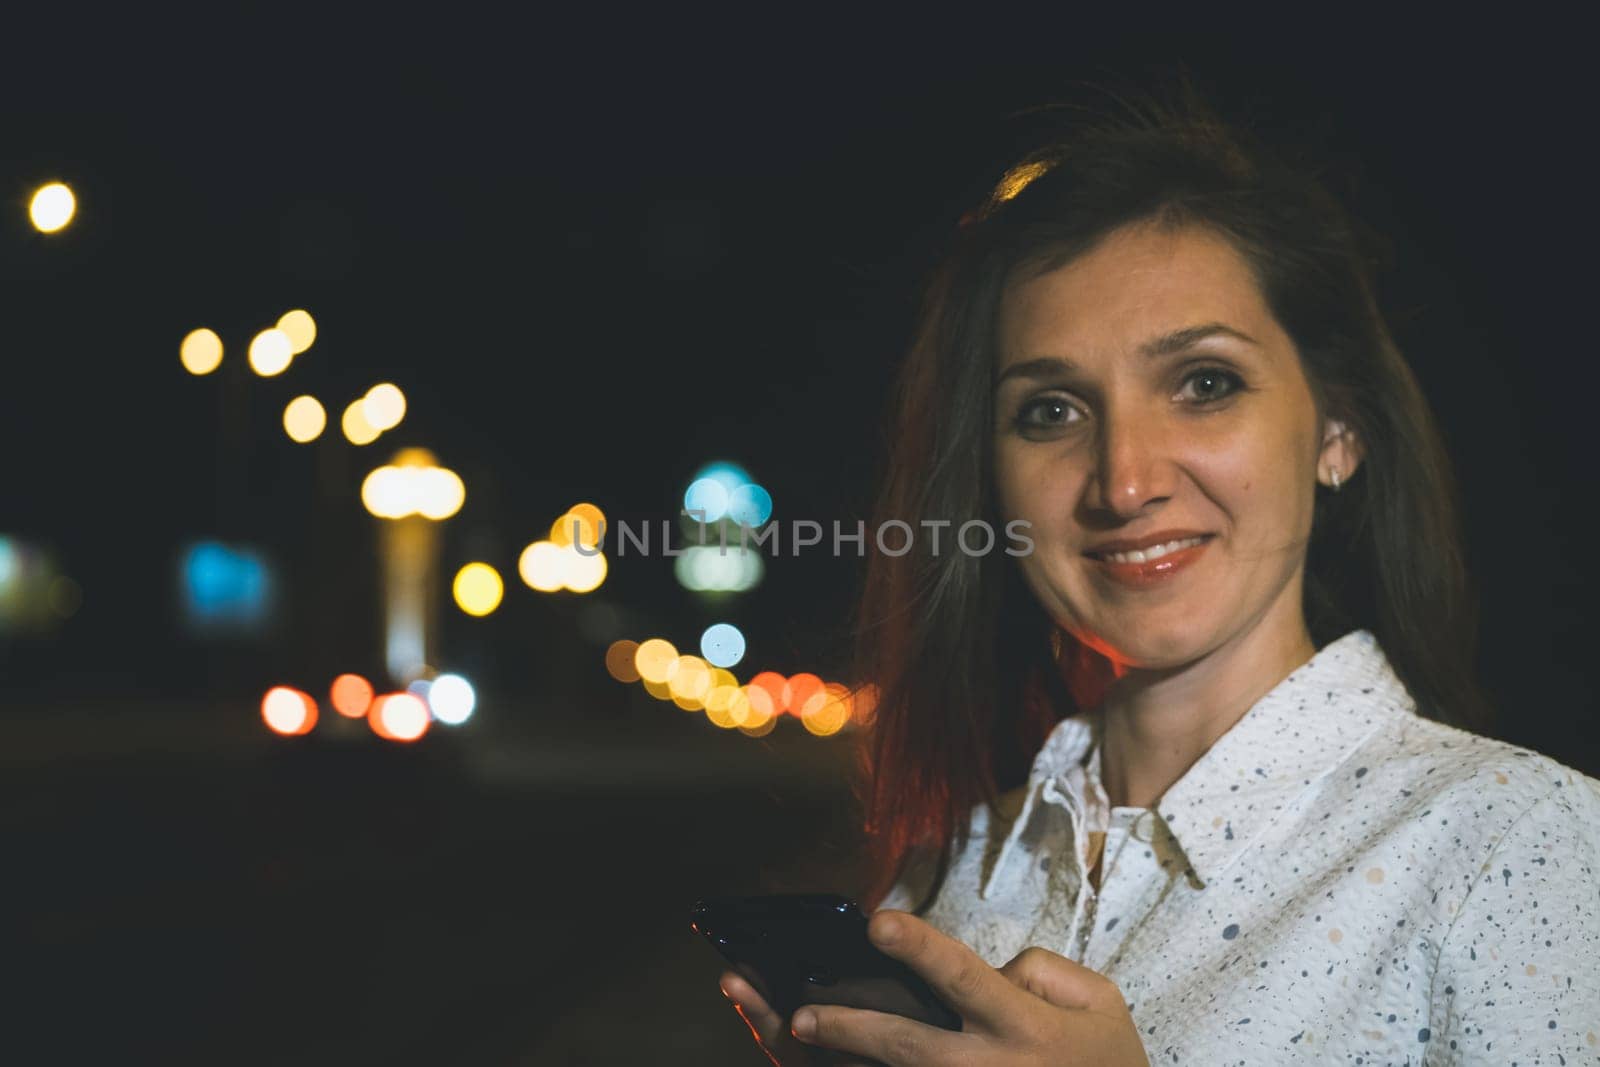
(518, 540), (566, 592)
(342, 399), (381, 445)
(276, 309), (317, 354)
(362, 460), (465, 519)
(415, 467), (465, 519)
(802, 691), (850, 736)
(550, 503), (606, 549)
(642, 677), (674, 701)
(668, 655), (711, 704)
(562, 545), (606, 593)
(363, 383), (406, 432)
(248, 328), (294, 377)
(634, 639), (678, 684)
(29, 182), (75, 233)
(739, 712), (778, 738)
(361, 466), (404, 518)
(452, 562), (503, 617)
(283, 395), (326, 443)
(179, 328), (224, 375)
(704, 684), (751, 729)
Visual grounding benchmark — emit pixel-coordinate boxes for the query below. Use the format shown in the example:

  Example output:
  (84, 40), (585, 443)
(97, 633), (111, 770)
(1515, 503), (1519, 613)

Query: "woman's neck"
(1093, 622), (1317, 810)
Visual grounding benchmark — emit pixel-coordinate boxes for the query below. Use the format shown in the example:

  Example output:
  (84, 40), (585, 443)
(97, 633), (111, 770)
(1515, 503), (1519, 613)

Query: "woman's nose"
(1084, 410), (1175, 519)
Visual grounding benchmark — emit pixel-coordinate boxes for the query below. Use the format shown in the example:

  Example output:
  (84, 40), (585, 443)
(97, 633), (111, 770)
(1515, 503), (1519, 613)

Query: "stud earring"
(1330, 467), (1342, 492)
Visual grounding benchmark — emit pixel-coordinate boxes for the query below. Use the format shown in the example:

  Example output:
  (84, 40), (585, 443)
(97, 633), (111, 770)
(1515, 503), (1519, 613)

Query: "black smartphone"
(690, 893), (962, 1032)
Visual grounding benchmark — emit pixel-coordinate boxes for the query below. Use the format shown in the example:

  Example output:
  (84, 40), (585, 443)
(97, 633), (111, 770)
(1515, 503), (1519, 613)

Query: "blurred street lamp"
(29, 182), (76, 233)
(361, 448), (466, 684)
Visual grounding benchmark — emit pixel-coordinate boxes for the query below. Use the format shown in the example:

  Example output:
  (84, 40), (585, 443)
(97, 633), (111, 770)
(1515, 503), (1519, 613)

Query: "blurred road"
(6, 698), (871, 1065)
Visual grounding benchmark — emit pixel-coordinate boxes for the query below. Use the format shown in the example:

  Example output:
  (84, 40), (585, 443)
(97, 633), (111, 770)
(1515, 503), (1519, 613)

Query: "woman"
(718, 85), (1600, 1065)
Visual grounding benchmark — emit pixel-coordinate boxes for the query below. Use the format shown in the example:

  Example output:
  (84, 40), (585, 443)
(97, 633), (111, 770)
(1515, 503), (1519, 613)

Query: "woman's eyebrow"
(996, 322), (1260, 385)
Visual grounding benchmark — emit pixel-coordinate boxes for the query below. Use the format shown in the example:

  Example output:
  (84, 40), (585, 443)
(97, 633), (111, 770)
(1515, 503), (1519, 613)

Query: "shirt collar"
(1016, 628), (1411, 889)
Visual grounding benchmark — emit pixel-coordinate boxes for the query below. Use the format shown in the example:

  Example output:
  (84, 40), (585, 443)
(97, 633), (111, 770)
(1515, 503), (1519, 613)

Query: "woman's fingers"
(720, 971), (882, 1067)
(720, 971), (792, 1061)
(997, 946), (1122, 1012)
(861, 910), (1007, 1031)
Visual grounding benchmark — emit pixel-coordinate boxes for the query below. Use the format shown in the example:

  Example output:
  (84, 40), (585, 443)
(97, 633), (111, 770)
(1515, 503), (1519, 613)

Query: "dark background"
(3, 13), (1595, 1065)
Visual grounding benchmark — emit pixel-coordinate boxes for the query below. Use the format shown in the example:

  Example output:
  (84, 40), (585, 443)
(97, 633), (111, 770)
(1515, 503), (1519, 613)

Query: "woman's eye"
(1178, 367), (1245, 404)
(1014, 395), (1080, 430)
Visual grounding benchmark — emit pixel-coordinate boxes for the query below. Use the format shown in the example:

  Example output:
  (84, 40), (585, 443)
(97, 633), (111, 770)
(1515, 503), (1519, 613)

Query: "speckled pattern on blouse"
(877, 629), (1600, 1064)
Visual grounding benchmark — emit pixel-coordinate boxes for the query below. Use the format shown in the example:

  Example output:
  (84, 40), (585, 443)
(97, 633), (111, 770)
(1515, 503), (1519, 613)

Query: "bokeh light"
(371, 693), (430, 741)
(329, 673), (374, 718)
(363, 383), (406, 432)
(342, 400), (381, 445)
(704, 683), (752, 729)
(748, 671), (791, 715)
(276, 309), (317, 354)
(787, 673), (827, 718)
(683, 478), (730, 523)
(283, 395), (326, 443)
(802, 684), (851, 736)
(693, 461), (750, 493)
(668, 655), (712, 709)
(739, 708), (778, 738)
(179, 328), (224, 376)
(518, 540), (566, 592)
(605, 639), (641, 683)
(428, 673), (475, 725)
(674, 545), (763, 593)
(452, 563), (503, 617)
(415, 468), (465, 519)
(699, 623), (746, 668)
(262, 686), (316, 736)
(550, 504), (606, 549)
(248, 328), (294, 377)
(29, 182), (75, 233)
(726, 483), (774, 527)
(634, 638), (678, 684)
(563, 547), (607, 593)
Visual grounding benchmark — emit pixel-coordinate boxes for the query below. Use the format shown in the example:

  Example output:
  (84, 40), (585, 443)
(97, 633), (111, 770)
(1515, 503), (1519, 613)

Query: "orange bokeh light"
(787, 673), (826, 718)
(605, 639), (642, 683)
(748, 671), (791, 715)
(330, 673), (375, 718)
(262, 686), (317, 736)
(368, 693), (431, 742)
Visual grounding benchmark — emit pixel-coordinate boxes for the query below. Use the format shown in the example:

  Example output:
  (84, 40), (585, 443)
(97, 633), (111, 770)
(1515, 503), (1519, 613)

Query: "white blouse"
(878, 629), (1600, 1064)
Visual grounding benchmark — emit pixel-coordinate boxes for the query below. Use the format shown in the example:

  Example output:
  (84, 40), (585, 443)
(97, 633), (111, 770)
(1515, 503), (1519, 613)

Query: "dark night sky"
(2, 16), (1596, 768)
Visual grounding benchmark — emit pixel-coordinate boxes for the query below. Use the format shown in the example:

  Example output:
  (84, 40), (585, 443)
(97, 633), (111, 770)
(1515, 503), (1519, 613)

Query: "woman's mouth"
(1084, 534), (1214, 587)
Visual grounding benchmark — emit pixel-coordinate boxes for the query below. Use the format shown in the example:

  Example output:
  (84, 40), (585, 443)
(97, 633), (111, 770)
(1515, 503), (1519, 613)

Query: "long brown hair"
(849, 77), (1494, 916)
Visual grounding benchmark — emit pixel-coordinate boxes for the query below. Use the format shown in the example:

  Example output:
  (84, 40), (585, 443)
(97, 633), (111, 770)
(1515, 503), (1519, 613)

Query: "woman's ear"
(1319, 418), (1364, 489)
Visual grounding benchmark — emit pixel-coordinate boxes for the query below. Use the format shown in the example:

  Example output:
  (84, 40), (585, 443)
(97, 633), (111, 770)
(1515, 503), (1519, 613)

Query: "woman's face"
(993, 222), (1358, 668)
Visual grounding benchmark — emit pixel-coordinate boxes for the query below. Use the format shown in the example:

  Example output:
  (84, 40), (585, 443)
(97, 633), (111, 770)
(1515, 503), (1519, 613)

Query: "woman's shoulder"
(1355, 710), (1600, 845)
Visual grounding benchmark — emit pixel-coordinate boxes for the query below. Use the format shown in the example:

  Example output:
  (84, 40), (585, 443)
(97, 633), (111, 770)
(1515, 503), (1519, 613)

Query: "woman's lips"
(1085, 535), (1214, 588)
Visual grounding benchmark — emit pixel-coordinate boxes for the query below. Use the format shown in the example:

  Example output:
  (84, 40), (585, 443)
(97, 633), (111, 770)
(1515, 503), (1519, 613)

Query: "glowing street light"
(180, 328), (224, 375)
(29, 182), (76, 233)
(248, 328), (294, 377)
(276, 309), (317, 354)
(283, 396), (326, 443)
(364, 448), (467, 683)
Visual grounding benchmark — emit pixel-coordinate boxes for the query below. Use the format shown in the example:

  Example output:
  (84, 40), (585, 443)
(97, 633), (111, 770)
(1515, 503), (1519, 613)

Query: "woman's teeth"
(1098, 536), (1207, 564)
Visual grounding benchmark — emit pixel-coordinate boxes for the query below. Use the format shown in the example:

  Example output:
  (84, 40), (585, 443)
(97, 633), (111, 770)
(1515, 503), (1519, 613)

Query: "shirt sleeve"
(1429, 775), (1600, 1064)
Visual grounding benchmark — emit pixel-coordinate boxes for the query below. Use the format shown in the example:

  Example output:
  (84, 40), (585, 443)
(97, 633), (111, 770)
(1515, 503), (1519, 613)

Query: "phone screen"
(690, 893), (962, 1032)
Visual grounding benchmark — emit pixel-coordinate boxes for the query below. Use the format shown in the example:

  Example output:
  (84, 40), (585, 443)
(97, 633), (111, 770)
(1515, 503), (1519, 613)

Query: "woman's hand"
(778, 910), (1149, 1066)
(720, 968), (879, 1066)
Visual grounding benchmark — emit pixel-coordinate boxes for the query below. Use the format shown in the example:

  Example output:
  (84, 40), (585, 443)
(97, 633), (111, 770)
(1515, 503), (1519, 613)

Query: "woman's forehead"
(996, 226), (1277, 368)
